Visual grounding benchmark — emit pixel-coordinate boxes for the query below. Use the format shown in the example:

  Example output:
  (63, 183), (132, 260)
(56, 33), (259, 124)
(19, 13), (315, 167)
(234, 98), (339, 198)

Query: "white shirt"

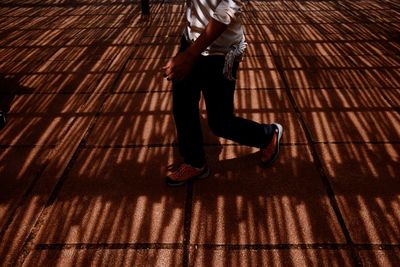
(184, 0), (245, 56)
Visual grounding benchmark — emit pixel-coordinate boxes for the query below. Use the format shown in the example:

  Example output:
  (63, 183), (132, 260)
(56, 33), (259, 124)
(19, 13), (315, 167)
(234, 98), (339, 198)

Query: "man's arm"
(162, 18), (228, 81)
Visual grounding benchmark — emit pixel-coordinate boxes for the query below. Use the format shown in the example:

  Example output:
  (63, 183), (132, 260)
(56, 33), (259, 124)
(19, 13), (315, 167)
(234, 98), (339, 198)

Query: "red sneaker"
(261, 123), (283, 167)
(166, 163), (210, 187)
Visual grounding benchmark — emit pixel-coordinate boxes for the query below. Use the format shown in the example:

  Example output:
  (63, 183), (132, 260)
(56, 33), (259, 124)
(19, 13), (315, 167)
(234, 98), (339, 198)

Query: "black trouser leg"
(172, 73), (206, 168)
(201, 56), (274, 148)
(171, 37), (276, 168)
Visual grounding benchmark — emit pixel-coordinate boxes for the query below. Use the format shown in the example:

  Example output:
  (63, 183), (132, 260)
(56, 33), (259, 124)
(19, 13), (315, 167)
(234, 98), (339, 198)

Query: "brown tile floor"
(0, 0), (399, 266)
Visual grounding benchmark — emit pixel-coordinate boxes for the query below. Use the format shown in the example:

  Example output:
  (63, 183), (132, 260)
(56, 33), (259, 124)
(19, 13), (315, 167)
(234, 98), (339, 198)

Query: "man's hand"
(163, 18), (228, 82)
(162, 51), (197, 82)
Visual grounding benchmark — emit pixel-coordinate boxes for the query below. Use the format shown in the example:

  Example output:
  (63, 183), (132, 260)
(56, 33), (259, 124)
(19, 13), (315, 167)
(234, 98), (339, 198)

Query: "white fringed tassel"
(223, 38), (247, 81)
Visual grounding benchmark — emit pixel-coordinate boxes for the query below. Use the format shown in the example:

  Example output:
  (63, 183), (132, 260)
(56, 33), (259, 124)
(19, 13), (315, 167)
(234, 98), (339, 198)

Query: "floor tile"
(0, 147), (51, 229)
(16, 73), (111, 93)
(236, 69), (284, 89)
(301, 111), (400, 142)
(359, 249), (400, 267)
(0, 117), (74, 146)
(24, 248), (183, 267)
(284, 69), (400, 89)
(8, 94), (90, 114)
(35, 147), (185, 244)
(317, 143), (400, 243)
(190, 248), (353, 267)
(291, 88), (392, 110)
(190, 145), (345, 244)
(381, 89), (400, 107)
(113, 72), (172, 93)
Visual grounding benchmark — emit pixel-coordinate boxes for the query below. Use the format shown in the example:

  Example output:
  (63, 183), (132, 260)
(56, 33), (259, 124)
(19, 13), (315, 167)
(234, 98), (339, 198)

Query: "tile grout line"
(12, 76), (107, 266)
(11, 0), (181, 262)
(0, 2), (158, 8)
(182, 182), (194, 267)
(0, 152), (50, 243)
(270, 44), (364, 267)
(3, 39), (400, 49)
(33, 242), (400, 251)
(3, 66), (400, 76)
(247, 2), (364, 266)
(146, 1), (194, 266)
(0, 10), (167, 263)
(2, 140), (400, 150)
(2, 1), (398, 266)
(12, 9), (150, 266)
(0, 87), (398, 97)
(378, 90), (400, 113)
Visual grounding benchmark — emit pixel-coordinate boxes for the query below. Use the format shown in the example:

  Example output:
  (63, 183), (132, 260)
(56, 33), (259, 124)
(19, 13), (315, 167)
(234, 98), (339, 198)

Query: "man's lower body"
(166, 38), (283, 186)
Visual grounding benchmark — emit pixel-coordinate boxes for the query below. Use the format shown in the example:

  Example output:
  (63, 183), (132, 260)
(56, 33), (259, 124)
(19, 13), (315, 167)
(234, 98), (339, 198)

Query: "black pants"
(172, 37), (275, 167)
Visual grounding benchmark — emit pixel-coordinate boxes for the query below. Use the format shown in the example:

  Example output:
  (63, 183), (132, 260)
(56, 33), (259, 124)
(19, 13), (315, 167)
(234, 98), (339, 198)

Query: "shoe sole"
(165, 167), (210, 187)
(262, 123), (283, 167)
